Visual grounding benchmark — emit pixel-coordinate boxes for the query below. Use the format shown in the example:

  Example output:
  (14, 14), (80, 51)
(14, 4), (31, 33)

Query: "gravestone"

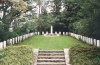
(59, 32), (61, 35)
(97, 40), (100, 47)
(16, 37), (18, 43)
(94, 39), (97, 46)
(0, 42), (3, 49)
(12, 38), (15, 44)
(55, 32), (57, 35)
(42, 32), (44, 35)
(3, 41), (6, 48)
(46, 31), (48, 35)
(17, 36), (19, 43)
(38, 32), (40, 35)
(10, 39), (13, 45)
(90, 38), (93, 45)
(66, 32), (68, 35)
(63, 32), (65, 35)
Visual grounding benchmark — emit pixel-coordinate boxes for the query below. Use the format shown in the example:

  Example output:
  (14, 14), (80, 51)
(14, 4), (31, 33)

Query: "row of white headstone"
(1, 31), (99, 49)
(41, 31), (69, 35)
(0, 31), (69, 49)
(69, 32), (100, 47)
(0, 32), (36, 49)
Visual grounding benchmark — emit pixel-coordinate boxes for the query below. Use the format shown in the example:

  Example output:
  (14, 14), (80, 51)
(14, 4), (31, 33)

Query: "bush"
(70, 45), (100, 65)
(0, 46), (33, 65)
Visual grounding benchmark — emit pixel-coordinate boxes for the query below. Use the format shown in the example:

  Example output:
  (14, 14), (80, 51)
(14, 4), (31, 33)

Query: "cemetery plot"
(18, 35), (87, 50)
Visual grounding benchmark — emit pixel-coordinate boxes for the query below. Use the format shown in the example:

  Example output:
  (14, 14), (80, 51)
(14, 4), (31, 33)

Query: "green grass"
(0, 46), (33, 65)
(18, 35), (86, 50)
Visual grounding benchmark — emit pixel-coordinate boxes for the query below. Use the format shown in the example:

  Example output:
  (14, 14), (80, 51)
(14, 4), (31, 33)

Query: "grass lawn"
(17, 35), (86, 50)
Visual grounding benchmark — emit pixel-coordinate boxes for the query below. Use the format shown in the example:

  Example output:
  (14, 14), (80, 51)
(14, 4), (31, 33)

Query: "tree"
(0, 0), (28, 41)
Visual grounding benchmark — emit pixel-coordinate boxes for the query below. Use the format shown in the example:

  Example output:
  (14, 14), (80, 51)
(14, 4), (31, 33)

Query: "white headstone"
(3, 41), (6, 48)
(59, 32), (61, 35)
(55, 32), (57, 35)
(63, 32), (65, 35)
(50, 25), (53, 35)
(10, 39), (13, 45)
(35, 32), (37, 35)
(24, 35), (25, 38)
(84, 37), (87, 42)
(12, 38), (15, 44)
(80, 36), (83, 40)
(7, 39), (10, 44)
(46, 31), (48, 35)
(83, 36), (85, 42)
(90, 38), (93, 45)
(97, 40), (100, 47)
(66, 32), (68, 35)
(38, 32), (40, 35)
(16, 37), (18, 43)
(89, 38), (91, 44)
(86, 37), (89, 44)
(18, 36), (20, 43)
(94, 39), (97, 46)
(0, 11), (4, 19)
(20, 36), (22, 42)
(0, 42), (3, 49)
(42, 32), (44, 35)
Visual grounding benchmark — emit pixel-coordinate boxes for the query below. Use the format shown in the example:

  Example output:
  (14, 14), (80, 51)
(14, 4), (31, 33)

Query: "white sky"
(31, 0), (64, 16)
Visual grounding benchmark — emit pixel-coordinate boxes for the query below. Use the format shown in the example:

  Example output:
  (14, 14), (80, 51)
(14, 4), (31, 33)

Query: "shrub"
(70, 45), (100, 65)
(0, 46), (33, 65)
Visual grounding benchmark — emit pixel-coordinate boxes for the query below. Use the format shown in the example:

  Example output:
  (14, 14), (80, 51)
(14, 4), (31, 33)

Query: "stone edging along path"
(33, 49), (71, 65)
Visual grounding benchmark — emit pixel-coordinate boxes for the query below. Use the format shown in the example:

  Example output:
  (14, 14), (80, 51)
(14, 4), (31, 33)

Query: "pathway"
(33, 49), (71, 65)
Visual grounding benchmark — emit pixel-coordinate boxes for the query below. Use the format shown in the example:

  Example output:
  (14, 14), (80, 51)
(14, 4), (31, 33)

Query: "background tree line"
(0, 0), (100, 41)
(0, 0), (36, 41)
(35, 0), (100, 39)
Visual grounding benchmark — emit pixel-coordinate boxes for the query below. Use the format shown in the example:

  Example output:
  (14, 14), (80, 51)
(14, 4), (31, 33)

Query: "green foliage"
(14, 21), (36, 35)
(1, 0), (100, 40)
(0, 0), (29, 41)
(0, 24), (18, 41)
(0, 46), (33, 65)
(35, 14), (54, 32)
(70, 45), (100, 65)
(71, 19), (90, 36)
(68, 0), (100, 39)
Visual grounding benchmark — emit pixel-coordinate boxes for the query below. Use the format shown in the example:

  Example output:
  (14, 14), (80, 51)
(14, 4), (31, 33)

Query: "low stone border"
(33, 49), (39, 65)
(64, 49), (71, 65)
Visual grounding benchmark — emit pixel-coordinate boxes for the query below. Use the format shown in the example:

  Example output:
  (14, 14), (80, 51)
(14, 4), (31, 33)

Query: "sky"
(27, 0), (65, 17)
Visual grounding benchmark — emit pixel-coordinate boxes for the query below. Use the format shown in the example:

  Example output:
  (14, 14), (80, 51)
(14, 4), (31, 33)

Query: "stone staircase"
(33, 49), (71, 65)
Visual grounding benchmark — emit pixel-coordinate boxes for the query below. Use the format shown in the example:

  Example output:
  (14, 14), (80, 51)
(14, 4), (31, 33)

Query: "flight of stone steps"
(33, 49), (71, 65)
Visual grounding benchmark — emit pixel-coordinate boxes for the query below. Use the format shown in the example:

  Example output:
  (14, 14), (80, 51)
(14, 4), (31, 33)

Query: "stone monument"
(50, 25), (53, 35)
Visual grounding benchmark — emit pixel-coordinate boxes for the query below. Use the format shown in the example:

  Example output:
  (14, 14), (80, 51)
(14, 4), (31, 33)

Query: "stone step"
(33, 49), (71, 65)
(39, 52), (64, 54)
(38, 56), (65, 59)
(37, 59), (65, 62)
(37, 62), (66, 65)
(37, 64), (66, 65)
(39, 50), (64, 53)
(38, 53), (64, 56)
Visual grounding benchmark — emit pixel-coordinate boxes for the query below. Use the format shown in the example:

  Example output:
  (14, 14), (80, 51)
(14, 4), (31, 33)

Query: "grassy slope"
(70, 45), (100, 65)
(0, 46), (33, 65)
(18, 35), (86, 50)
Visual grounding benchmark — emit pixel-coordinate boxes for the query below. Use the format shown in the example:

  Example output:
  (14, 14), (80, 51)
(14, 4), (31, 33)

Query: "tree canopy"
(0, 0), (100, 41)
